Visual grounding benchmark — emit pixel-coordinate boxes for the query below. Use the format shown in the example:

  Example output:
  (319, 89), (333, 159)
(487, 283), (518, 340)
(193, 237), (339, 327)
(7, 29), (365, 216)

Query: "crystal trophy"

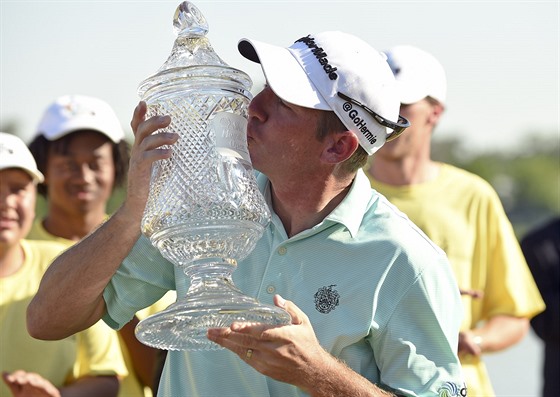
(134, 1), (291, 351)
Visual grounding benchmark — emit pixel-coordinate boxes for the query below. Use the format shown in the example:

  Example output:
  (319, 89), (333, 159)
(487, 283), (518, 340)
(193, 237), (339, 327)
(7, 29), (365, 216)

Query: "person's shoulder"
(23, 238), (71, 253)
(26, 218), (75, 245)
(23, 239), (72, 261)
(440, 163), (499, 196)
(20, 239), (71, 274)
(441, 163), (491, 185)
(363, 193), (447, 258)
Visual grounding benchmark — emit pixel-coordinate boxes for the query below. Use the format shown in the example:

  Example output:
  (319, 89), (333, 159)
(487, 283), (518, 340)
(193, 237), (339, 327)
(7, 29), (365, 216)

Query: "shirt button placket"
(265, 246), (286, 295)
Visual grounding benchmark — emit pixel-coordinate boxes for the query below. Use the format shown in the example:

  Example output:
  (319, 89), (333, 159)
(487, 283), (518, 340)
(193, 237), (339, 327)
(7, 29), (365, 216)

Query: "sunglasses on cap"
(337, 92), (410, 141)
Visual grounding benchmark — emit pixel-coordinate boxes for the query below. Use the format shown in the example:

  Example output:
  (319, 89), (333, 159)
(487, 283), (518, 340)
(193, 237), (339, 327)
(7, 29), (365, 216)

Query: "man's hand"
(459, 288), (483, 299)
(27, 102), (178, 340)
(207, 296), (396, 396)
(207, 295), (330, 390)
(458, 330), (483, 357)
(2, 370), (61, 397)
(124, 101), (177, 221)
(459, 315), (529, 358)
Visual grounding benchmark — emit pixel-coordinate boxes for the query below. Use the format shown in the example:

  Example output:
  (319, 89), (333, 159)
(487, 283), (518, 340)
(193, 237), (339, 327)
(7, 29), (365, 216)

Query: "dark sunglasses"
(337, 92), (410, 141)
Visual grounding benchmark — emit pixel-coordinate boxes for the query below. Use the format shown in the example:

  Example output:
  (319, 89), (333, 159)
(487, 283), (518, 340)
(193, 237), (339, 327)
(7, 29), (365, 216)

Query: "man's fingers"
(140, 130), (177, 152)
(133, 114), (177, 161)
(274, 295), (301, 325)
(131, 100), (173, 144)
(130, 101), (148, 133)
(459, 289), (484, 299)
(136, 115), (172, 141)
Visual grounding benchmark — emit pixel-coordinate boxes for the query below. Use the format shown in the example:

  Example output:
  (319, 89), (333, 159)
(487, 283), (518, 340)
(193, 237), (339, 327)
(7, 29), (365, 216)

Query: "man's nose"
(248, 88), (271, 122)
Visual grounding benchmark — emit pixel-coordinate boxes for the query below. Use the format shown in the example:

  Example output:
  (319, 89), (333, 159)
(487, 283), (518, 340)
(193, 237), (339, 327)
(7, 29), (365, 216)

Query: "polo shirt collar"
(256, 169), (372, 238)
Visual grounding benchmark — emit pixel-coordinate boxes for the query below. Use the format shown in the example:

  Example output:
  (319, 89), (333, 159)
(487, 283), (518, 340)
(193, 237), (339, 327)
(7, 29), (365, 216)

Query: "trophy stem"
(184, 257), (238, 295)
(135, 257), (291, 351)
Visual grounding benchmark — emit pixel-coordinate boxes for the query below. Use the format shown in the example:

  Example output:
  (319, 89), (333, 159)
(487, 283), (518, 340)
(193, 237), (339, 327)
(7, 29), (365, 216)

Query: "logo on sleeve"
(314, 285), (340, 314)
(438, 382), (467, 397)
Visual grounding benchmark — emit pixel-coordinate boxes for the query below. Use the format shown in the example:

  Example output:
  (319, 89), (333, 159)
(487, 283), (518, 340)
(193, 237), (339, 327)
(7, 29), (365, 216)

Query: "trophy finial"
(173, 1), (209, 37)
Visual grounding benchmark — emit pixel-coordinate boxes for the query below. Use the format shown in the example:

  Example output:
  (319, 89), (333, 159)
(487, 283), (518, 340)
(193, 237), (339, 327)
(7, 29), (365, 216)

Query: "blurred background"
(1, 1), (558, 395)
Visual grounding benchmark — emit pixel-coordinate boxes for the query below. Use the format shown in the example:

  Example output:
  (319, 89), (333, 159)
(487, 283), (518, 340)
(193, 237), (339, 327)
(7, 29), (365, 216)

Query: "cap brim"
(24, 168), (44, 183)
(0, 165), (44, 183)
(44, 120), (122, 143)
(238, 38), (330, 110)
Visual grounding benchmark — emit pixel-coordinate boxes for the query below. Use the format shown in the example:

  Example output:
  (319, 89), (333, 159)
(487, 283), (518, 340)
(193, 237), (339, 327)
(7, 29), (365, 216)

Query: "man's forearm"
(474, 315), (530, 353)
(303, 353), (395, 397)
(27, 205), (142, 339)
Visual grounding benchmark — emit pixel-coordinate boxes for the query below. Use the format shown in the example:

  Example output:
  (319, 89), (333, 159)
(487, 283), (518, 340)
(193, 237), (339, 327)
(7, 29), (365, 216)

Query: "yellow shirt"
(27, 218), (75, 245)
(369, 163), (545, 397)
(0, 240), (128, 397)
(27, 218), (176, 397)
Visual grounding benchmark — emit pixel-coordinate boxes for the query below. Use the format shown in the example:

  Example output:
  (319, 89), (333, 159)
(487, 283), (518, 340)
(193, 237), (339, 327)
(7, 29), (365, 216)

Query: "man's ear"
(320, 130), (359, 164)
(429, 102), (445, 125)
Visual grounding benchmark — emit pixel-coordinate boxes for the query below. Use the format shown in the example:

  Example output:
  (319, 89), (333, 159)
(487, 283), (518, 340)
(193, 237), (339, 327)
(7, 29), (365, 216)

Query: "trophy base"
(135, 290), (292, 351)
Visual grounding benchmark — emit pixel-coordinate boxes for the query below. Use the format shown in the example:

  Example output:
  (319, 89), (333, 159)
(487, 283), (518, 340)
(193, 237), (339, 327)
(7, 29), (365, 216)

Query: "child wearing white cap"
(30, 32), (465, 396)
(367, 45), (545, 397)
(25, 95), (175, 397)
(27, 94), (129, 244)
(0, 132), (127, 396)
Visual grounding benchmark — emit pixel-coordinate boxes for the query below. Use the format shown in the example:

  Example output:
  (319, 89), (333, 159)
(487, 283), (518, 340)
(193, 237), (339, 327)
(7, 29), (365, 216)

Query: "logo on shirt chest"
(314, 285), (340, 314)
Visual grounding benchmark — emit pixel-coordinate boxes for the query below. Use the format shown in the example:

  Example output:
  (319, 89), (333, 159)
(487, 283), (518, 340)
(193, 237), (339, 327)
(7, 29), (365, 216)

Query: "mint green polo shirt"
(104, 170), (465, 397)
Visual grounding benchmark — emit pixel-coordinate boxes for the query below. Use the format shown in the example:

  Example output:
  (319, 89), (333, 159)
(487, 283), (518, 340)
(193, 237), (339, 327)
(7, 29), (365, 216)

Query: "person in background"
(28, 31), (466, 396)
(521, 217), (560, 397)
(27, 95), (175, 397)
(27, 95), (129, 244)
(0, 132), (127, 397)
(366, 44), (546, 396)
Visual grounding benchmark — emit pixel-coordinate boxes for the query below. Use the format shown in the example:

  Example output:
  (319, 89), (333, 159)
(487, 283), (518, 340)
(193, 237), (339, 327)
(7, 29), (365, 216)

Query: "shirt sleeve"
(370, 255), (466, 397)
(481, 188), (545, 320)
(103, 235), (176, 329)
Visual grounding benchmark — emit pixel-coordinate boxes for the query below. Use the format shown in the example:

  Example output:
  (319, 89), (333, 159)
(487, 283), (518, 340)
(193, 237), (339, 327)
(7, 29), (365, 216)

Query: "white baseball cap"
(35, 95), (125, 143)
(238, 31), (409, 155)
(0, 132), (44, 183)
(384, 45), (447, 105)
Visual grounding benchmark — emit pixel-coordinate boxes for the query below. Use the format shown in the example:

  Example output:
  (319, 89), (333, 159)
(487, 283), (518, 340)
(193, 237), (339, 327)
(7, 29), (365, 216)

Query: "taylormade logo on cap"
(294, 35), (338, 80)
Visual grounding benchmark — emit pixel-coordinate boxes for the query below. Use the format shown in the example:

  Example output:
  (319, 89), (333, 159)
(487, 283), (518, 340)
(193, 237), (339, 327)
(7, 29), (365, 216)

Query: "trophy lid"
(138, 1), (252, 99)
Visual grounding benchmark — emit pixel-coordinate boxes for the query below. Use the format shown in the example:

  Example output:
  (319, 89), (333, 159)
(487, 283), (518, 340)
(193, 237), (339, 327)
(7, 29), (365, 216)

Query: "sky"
(1, 0), (558, 156)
